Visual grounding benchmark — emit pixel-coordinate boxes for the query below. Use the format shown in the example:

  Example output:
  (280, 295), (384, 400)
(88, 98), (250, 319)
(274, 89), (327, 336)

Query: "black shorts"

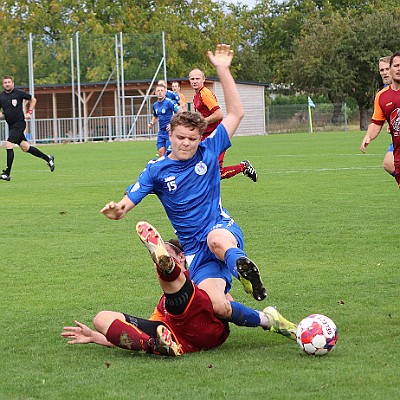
(7, 121), (27, 145)
(123, 313), (163, 338)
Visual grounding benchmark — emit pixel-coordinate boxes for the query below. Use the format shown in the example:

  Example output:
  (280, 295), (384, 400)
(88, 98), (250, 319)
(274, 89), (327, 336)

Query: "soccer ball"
(296, 314), (338, 356)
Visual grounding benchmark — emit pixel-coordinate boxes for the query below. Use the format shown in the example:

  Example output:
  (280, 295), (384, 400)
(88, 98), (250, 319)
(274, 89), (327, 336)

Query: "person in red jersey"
(378, 56), (395, 178)
(62, 221), (297, 356)
(360, 52), (400, 187)
(62, 222), (230, 356)
(189, 68), (258, 182)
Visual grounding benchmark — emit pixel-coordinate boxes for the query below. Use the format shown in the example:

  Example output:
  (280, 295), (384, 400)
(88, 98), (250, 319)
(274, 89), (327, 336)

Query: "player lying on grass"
(101, 44), (268, 331)
(61, 222), (297, 356)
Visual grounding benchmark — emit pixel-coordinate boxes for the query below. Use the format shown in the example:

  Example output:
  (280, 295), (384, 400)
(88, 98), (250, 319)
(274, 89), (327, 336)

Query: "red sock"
(157, 257), (182, 282)
(220, 164), (245, 179)
(105, 319), (154, 353)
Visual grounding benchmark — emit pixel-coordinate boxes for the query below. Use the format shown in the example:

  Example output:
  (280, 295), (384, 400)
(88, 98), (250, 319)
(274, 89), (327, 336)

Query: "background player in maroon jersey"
(189, 68), (258, 182)
(360, 52), (400, 187)
(378, 56), (395, 178)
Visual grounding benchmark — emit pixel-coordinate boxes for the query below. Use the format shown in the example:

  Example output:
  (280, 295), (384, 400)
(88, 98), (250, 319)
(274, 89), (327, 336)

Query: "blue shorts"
(156, 131), (171, 150)
(186, 217), (244, 294)
(387, 143), (394, 152)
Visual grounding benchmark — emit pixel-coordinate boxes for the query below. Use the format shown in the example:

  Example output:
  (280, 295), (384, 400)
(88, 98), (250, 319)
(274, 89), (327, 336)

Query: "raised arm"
(207, 44), (243, 138)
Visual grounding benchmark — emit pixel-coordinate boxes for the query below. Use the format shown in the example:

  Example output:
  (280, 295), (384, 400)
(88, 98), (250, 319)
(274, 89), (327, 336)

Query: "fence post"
(28, 33), (37, 145)
(108, 116), (112, 142)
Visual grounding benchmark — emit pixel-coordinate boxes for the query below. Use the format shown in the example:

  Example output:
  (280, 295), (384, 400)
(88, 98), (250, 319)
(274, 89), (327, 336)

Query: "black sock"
(123, 314), (162, 338)
(27, 146), (49, 162)
(164, 275), (194, 315)
(5, 149), (14, 174)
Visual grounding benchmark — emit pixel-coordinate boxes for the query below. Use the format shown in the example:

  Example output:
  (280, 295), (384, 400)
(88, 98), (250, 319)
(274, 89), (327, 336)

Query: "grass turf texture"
(0, 131), (398, 400)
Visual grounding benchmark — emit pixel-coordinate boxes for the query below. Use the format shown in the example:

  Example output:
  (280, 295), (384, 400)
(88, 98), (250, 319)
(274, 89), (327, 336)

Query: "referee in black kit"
(0, 75), (54, 181)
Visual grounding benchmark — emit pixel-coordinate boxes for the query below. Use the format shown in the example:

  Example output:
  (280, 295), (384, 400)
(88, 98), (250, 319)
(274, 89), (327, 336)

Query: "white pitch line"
(272, 166), (381, 174)
(275, 153), (381, 157)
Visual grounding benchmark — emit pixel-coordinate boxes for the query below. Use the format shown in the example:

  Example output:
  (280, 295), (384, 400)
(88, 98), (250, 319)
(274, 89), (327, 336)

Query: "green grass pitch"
(0, 131), (398, 399)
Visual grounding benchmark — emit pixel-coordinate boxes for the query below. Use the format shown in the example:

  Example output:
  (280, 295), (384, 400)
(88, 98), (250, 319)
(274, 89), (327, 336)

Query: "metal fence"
(266, 103), (359, 133)
(0, 102), (360, 144)
(0, 114), (157, 144)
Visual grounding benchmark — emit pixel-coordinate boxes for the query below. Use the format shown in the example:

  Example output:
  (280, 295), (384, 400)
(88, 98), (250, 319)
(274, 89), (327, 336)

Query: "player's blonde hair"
(378, 56), (391, 66)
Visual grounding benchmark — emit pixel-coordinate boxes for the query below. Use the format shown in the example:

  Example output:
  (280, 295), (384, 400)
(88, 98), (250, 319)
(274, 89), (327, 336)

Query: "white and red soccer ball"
(296, 314), (338, 356)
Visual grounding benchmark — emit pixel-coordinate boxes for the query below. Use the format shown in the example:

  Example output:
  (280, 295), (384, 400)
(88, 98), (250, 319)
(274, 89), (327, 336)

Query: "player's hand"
(360, 137), (370, 153)
(61, 321), (94, 345)
(101, 197), (134, 220)
(100, 201), (122, 220)
(207, 44), (234, 69)
(25, 113), (32, 120)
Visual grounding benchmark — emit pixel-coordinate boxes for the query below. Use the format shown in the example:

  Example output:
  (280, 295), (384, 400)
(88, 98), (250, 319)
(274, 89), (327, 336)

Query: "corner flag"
(308, 96), (316, 108)
(307, 96), (315, 133)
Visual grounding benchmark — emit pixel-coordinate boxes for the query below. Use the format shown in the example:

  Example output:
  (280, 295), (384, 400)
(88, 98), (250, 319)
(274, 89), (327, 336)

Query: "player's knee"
(383, 152), (395, 174)
(212, 299), (232, 319)
(383, 161), (395, 174)
(207, 230), (223, 253)
(207, 230), (236, 260)
(93, 311), (112, 334)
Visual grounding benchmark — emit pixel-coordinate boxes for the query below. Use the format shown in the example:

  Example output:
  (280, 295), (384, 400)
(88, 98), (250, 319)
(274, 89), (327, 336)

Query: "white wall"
(213, 82), (266, 136)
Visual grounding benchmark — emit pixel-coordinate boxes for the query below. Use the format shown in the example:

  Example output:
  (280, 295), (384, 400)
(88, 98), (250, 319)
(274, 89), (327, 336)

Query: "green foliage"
(1, 0), (400, 102)
(0, 133), (398, 399)
(290, 7), (400, 128)
(0, 0), (245, 83)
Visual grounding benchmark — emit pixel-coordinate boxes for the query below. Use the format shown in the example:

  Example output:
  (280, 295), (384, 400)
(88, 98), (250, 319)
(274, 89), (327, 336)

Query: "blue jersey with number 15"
(126, 124), (231, 254)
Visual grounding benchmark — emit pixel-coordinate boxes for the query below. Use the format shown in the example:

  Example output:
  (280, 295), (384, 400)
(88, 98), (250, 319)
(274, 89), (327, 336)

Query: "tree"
(291, 8), (400, 129)
(0, 0), (243, 83)
(231, 0), (330, 84)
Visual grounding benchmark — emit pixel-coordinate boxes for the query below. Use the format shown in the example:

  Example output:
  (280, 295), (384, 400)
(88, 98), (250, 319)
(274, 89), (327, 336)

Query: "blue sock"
(229, 301), (261, 327)
(391, 171), (396, 177)
(224, 248), (246, 280)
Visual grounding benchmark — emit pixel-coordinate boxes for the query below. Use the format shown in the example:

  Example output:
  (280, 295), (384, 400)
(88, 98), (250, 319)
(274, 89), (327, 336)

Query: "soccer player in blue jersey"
(101, 45), (289, 334)
(158, 80), (180, 107)
(149, 84), (181, 157)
